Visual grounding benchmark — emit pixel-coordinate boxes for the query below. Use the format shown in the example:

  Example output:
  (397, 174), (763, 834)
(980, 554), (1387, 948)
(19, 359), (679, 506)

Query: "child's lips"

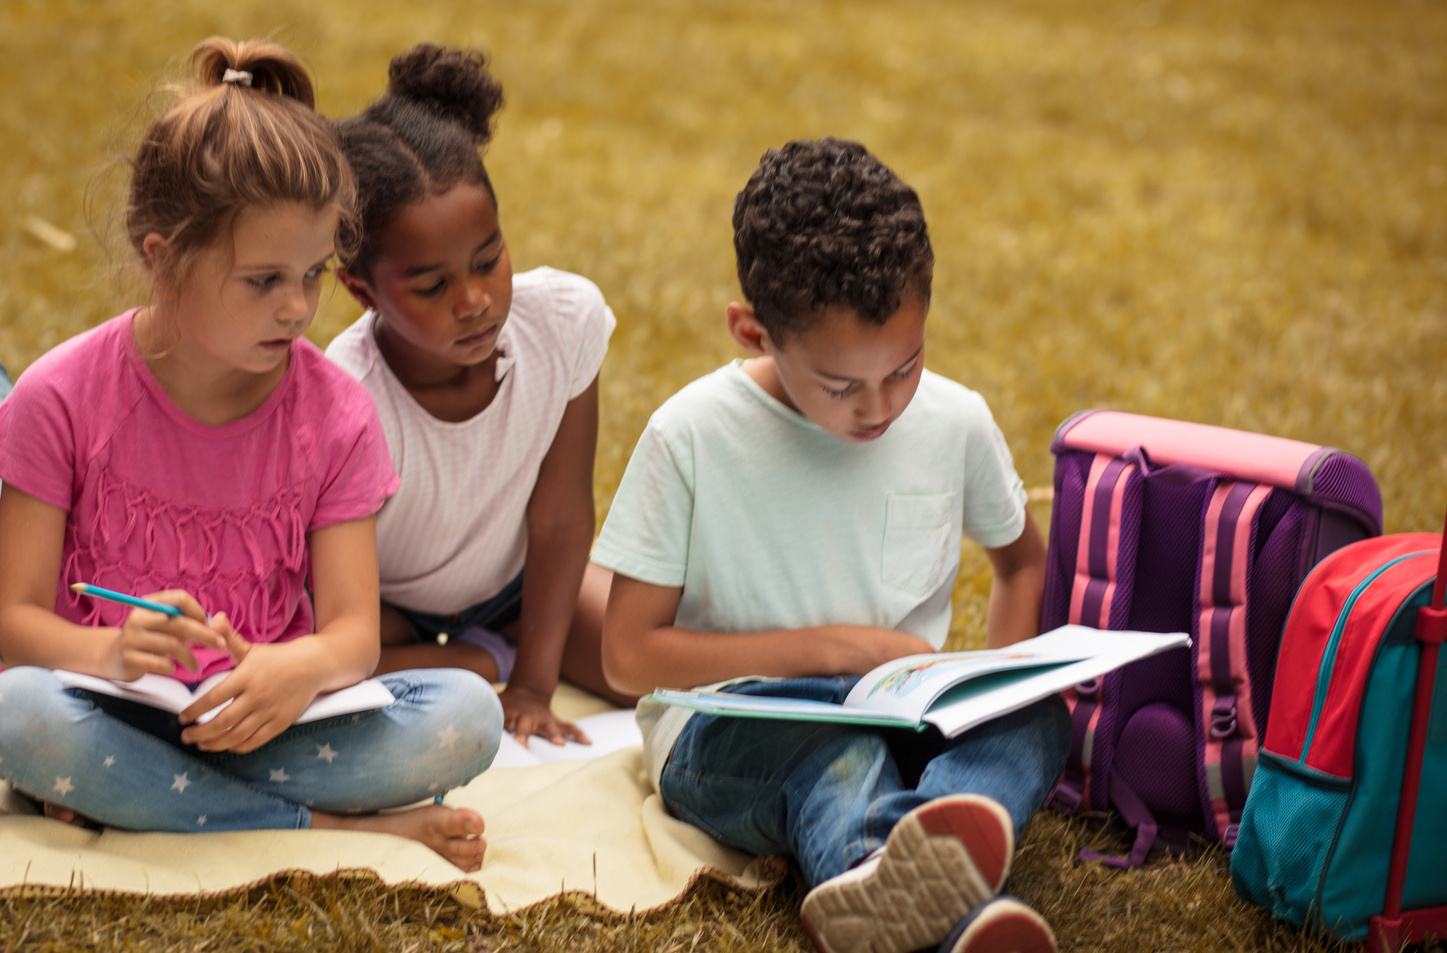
(455, 324), (498, 347)
(259, 337), (296, 351)
(851, 422), (891, 441)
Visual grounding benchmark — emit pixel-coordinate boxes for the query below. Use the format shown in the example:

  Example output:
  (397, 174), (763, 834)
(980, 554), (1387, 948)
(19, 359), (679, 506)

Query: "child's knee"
(427, 669), (504, 776)
(0, 667), (82, 760)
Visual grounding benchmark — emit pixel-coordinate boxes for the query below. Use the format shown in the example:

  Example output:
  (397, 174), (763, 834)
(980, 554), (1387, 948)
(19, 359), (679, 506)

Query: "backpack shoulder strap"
(1050, 451), (1144, 815)
(1196, 479), (1274, 846)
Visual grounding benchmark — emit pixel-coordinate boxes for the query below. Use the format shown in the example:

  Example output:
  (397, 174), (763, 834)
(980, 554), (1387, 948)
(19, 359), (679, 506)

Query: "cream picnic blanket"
(0, 684), (783, 912)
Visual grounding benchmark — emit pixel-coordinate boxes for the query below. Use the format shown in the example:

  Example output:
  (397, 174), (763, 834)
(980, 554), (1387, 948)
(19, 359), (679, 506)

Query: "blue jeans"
(660, 677), (1070, 887)
(0, 666), (502, 832)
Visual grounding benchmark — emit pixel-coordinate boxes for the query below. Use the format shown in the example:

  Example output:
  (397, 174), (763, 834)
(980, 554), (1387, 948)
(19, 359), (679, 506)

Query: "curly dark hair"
(733, 138), (933, 342)
(333, 44), (505, 279)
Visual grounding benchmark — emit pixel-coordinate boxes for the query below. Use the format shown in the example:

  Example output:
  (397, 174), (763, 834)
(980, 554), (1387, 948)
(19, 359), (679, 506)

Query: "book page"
(922, 634), (1191, 737)
(841, 625), (1186, 720)
(489, 709), (645, 769)
(52, 670), (394, 726)
(647, 690), (921, 729)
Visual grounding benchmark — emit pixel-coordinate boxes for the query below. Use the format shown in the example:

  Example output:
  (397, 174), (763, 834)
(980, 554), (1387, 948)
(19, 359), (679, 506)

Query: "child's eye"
(415, 279), (446, 298)
(304, 264), (330, 282)
(474, 254), (503, 274)
(247, 274), (279, 290)
(890, 361), (919, 380)
(822, 383), (855, 400)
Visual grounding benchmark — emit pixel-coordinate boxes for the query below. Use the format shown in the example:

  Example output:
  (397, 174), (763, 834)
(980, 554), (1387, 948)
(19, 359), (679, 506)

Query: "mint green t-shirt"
(591, 361), (1028, 789)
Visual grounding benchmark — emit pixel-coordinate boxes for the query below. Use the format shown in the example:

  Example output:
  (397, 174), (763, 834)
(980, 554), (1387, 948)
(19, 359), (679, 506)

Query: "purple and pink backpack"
(1040, 410), (1382, 865)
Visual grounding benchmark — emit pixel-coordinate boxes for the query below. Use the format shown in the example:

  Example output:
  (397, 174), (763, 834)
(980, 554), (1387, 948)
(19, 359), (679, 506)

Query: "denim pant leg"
(0, 666), (307, 832)
(661, 676), (914, 887)
(660, 679), (1071, 888)
(869, 695), (1072, 841)
(208, 669), (503, 813)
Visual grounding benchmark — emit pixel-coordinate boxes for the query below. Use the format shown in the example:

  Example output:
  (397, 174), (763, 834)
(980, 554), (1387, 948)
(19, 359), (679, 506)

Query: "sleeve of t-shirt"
(310, 388), (401, 532)
(591, 418), (695, 588)
(960, 413), (1028, 550)
(0, 370), (78, 511)
(564, 276), (616, 399)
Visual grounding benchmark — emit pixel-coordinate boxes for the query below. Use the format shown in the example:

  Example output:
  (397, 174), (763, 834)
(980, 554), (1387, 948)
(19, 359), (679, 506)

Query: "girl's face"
(342, 183), (513, 373)
(155, 202), (338, 377)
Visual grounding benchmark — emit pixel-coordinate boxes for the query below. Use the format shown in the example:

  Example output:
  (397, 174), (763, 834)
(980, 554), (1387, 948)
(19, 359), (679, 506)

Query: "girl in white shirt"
(326, 44), (634, 745)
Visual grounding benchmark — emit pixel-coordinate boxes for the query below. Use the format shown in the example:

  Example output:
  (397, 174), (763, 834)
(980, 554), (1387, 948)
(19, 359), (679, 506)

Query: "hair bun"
(386, 44), (504, 145)
(190, 37), (316, 108)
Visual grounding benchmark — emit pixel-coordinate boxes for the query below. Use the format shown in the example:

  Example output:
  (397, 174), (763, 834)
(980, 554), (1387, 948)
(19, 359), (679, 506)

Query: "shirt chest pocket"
(881, 492), (957, 597)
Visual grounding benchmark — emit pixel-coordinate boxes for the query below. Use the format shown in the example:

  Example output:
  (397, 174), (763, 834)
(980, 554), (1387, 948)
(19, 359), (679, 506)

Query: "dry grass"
(2, 0), (1445, 949)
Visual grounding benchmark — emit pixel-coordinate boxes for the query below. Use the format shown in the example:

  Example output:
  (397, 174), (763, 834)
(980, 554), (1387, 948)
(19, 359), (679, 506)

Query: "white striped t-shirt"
(326, 267), (616, 614)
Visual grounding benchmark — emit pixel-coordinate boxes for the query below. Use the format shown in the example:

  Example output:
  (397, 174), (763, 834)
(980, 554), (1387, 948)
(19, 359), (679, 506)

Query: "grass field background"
(1, 0), (1444, 949)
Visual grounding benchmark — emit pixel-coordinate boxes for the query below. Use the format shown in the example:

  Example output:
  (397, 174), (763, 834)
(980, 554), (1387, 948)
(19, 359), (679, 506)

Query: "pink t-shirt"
(0, 311), (399, 683)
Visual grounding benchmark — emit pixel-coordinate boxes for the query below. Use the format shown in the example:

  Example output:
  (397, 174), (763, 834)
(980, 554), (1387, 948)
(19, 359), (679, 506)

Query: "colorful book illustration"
(53, 670), (395, 726)
(649, 625), (1190, 738)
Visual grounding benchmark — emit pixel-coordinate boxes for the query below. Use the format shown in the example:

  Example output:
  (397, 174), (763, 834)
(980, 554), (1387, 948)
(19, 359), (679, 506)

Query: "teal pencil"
(70, 583), (183, 617)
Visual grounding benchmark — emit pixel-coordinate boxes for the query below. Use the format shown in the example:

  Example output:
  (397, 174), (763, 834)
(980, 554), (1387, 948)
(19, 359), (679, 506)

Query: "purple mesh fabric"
(1088, 475), (1209, 811)
(1092, 649), (1193, 811)
(1107, 470), (1144, 629)
(1112, 702), (1205, 829)
(1246, 498), (1304, 739)
(1303, 453), (1382, 534)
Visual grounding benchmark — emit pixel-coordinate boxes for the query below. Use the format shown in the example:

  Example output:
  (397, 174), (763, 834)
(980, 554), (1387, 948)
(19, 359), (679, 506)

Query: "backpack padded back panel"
(1041, 411), (1382, 862)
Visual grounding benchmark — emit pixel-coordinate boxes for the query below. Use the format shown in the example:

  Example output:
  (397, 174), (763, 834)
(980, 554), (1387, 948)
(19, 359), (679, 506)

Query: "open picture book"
(649, 625), (1190, 738)
(54, 670), (395, 725)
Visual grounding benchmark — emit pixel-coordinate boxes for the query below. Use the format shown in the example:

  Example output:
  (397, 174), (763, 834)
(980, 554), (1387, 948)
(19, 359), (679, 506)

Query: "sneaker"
(937, 896), (1057, 953)
(800, 794), (1015, 953)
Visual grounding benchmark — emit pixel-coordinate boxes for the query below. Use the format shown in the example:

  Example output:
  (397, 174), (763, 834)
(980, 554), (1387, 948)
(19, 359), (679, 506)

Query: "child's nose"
(458, 276), (491, 316)
(858, 386), (890, 423)
(277, 283), (309, 323)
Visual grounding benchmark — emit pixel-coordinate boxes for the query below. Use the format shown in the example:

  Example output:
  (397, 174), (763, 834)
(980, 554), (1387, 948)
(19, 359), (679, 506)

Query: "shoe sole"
(800, 794), (1014, 953)
(942, 897), (1057, 953)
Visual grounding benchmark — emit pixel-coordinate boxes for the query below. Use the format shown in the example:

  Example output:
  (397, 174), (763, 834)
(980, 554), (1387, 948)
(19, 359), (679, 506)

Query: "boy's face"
(735, 294), (928, 443)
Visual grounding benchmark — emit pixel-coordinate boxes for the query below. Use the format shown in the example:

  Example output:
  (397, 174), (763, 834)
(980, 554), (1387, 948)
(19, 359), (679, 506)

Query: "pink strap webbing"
(1053, 453), (1139, 814)
(1069, 453), (1139, 629)
(1197, 480), (1273, 843)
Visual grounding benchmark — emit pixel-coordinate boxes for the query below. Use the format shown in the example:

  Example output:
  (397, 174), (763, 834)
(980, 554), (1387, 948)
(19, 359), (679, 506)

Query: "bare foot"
(311, 804), (487, 872)
(42, 801), (103, 831)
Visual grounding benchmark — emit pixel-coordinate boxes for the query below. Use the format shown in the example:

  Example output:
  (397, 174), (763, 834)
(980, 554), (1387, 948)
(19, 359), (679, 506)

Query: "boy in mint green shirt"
(593, 139), (1068, 953)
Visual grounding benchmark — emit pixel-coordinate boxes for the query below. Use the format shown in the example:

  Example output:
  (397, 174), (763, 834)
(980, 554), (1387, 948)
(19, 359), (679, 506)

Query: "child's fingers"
(179, 671), (245, 726)
(119, 646), (185, 678)
(121, 627), (201, 674)
(142, 589), (210, 625)
(210, 612), (251, 662)
(130, 607), (225, 654)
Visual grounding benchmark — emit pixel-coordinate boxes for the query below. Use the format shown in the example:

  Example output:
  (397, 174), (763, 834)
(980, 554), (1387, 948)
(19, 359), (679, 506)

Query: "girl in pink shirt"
(0, 39), (500, 872)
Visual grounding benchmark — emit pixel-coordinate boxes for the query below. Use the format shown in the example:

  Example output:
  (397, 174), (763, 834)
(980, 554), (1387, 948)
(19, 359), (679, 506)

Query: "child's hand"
(826, 626), (937, 674)
(108, 590), (227, 680)
(500, 685), (590, 747)
(177, 613), (322, 753)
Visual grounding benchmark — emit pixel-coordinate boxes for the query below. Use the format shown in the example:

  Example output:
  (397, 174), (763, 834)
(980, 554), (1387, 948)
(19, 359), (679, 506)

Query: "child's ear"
(726, 302), (771, 357)
(337, 269), (378, 311)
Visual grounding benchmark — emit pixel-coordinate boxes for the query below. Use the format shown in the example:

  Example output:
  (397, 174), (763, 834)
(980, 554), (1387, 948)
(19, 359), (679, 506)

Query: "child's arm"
(981, 509), (1047, 650)
(602, 573), (936, 695)
(506, 377), (600, 745)
(177, 516), (382, 753)
(0, 484), (222, 674)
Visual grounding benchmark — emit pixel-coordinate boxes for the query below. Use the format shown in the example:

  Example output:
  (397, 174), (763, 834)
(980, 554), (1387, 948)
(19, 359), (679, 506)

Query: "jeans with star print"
(0, 666), (502, 831)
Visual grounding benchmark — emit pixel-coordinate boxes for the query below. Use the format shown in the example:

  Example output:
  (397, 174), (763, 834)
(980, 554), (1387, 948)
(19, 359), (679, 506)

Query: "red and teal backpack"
(1231, 513), (1447, 950)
